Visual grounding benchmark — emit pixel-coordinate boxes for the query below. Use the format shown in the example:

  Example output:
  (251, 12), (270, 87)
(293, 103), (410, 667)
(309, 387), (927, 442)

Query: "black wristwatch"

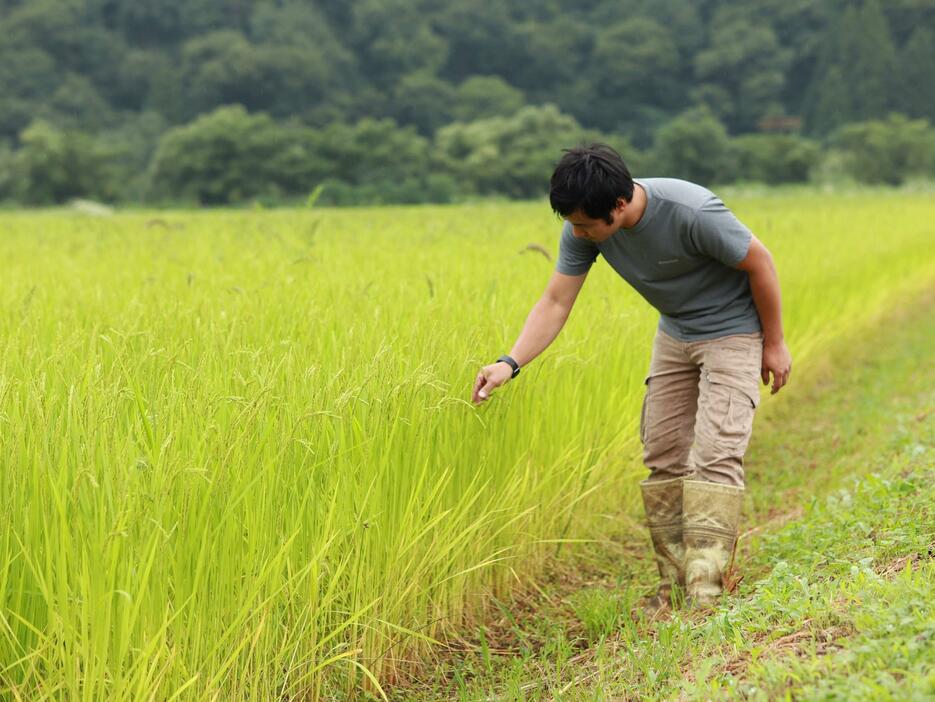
(496, 354), (521, 379)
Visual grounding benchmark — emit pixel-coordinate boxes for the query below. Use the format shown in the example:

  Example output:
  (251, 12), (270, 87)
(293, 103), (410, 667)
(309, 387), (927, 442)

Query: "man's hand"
(762, 339), (792, 395)
(472, 362), (515, 404)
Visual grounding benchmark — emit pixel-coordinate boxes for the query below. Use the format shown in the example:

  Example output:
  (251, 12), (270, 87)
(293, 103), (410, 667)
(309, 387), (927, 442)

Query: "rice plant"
(0, 191), (932, 699)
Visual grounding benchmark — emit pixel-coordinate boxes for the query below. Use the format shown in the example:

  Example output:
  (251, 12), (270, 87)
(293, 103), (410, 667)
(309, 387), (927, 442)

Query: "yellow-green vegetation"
(0, 192), (933, 700)
(401, 289), (935, 701)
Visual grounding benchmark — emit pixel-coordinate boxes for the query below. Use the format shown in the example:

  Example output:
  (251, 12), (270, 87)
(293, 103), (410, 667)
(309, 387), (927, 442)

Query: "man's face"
(564, 200), (626, 243)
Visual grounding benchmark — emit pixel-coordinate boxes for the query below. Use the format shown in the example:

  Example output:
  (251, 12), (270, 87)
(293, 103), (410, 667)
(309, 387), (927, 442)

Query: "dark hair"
(549, 143), (634, 224)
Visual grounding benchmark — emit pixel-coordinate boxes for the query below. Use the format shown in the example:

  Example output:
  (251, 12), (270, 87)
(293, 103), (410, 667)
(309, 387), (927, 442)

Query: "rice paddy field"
(0, 189), (933, 700)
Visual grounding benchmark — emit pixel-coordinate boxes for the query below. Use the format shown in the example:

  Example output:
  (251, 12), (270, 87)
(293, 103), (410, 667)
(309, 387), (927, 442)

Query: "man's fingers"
(478, 379), (496, 400)
(471, 372), (486, 403)
(472, 363), (513, 404)
(761, 367), (770, 385)
(771, 368), (782, 394)
(771, 368), (791, 395)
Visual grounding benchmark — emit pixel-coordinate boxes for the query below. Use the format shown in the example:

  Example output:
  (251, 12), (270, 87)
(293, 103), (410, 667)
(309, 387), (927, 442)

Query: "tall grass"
(0, 192), (932, 699)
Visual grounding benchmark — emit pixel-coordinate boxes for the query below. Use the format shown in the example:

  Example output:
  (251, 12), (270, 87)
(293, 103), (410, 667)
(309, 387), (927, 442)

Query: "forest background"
(1, 0), (934, 206)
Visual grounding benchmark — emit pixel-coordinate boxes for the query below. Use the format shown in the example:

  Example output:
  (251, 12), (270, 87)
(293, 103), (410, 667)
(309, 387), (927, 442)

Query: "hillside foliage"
(1, 0), (934, 204)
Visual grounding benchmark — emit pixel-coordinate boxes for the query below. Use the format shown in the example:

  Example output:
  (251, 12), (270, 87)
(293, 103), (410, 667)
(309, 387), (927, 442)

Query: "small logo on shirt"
(658, 258), (680, 265)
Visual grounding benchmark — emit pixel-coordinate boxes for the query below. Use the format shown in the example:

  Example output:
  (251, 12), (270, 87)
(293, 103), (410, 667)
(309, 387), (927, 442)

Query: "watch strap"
(496, 355), (520, 378)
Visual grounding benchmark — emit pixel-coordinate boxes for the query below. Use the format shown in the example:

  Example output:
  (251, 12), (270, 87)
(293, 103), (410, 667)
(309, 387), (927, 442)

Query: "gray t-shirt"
(556, 177), (761, 341)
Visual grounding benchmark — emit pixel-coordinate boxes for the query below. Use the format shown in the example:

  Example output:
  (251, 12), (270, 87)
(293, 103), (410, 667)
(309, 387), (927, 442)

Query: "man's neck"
(621, 183), (648, 229)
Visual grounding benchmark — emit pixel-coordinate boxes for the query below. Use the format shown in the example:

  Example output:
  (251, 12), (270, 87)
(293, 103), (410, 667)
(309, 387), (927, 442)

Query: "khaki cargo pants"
(640, 328), (763, 488)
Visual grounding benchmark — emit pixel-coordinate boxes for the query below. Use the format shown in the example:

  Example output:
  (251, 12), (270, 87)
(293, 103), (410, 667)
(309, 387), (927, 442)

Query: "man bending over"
(472, 143), (792, 615)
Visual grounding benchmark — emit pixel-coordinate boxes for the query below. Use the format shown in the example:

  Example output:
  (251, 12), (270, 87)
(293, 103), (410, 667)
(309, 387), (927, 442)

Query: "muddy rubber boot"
(682, 480), (744, 609)
(637, 476), (688, 619)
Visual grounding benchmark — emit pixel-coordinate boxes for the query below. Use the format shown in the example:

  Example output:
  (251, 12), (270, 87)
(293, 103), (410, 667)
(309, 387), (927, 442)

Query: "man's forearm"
(508, 298), (572, 367)
(748, 258), (785, 344)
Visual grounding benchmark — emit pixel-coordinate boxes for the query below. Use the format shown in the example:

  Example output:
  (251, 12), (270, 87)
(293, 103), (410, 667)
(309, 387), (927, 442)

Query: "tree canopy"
(0, 0), (933, 205)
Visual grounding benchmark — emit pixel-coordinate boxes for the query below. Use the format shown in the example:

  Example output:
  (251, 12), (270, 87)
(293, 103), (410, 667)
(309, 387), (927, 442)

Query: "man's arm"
(735, 234), (792, 395)
(472, 271), (587, 404)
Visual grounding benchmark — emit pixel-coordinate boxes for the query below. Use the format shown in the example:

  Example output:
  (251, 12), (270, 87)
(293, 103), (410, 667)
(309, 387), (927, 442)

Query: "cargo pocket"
(706, 370), (760, 452)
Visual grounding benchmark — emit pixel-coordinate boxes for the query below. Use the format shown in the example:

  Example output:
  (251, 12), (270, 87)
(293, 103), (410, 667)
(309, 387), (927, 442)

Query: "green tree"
(808, 4), (863, 130)
(250, 1), (348, 51)
(729, 134), (820, 184)
(253, 45), (336, 118)
(434, 1), (525, 81)
(435, 104), (616, 198)
(13, 120), (111, 204)
(763, 0), (838, 120)
(42, 73), (114, 132)
(98, 110), (169, 201)
(149, 105), (307, 204)
(2, 0), (933, 206)
(895, 28), (935, 121)
(830, 114), (935, 185)
(350, 0), (448, 83)
(453, 76), (525, 122)
(111, 0), (250, 45)
(248, 1), (358, 91)
(180, 0), (251, 35)
(111, 49), (160, 112)
(852, 0), (897, 121)
(693, 9), (791, 132)
(588, 18), (682, 131)
(179, 31), (333, 120)
(179, 31), (261, 118)
(508, 18), (591, 111)
(315, 118), (430, 187)
(149, 107), (443, 205)
(0, 139), (14, 201)
(312, 118), (452, 205)
(808, 65), (854, 137)
(3, 2), (125, 95)
(653, 107), (732, 185)
(1, 0), (84, 66)
(0, 42), (59, 138)
(109, 0), (183, 46)
(390, 72), (456, 136)
(805, 0), (898, 132)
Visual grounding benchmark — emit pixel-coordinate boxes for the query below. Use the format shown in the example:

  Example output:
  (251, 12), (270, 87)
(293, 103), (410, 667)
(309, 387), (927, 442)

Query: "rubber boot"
(638, 476), (688, 618)
(682, 480), (744, 608)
